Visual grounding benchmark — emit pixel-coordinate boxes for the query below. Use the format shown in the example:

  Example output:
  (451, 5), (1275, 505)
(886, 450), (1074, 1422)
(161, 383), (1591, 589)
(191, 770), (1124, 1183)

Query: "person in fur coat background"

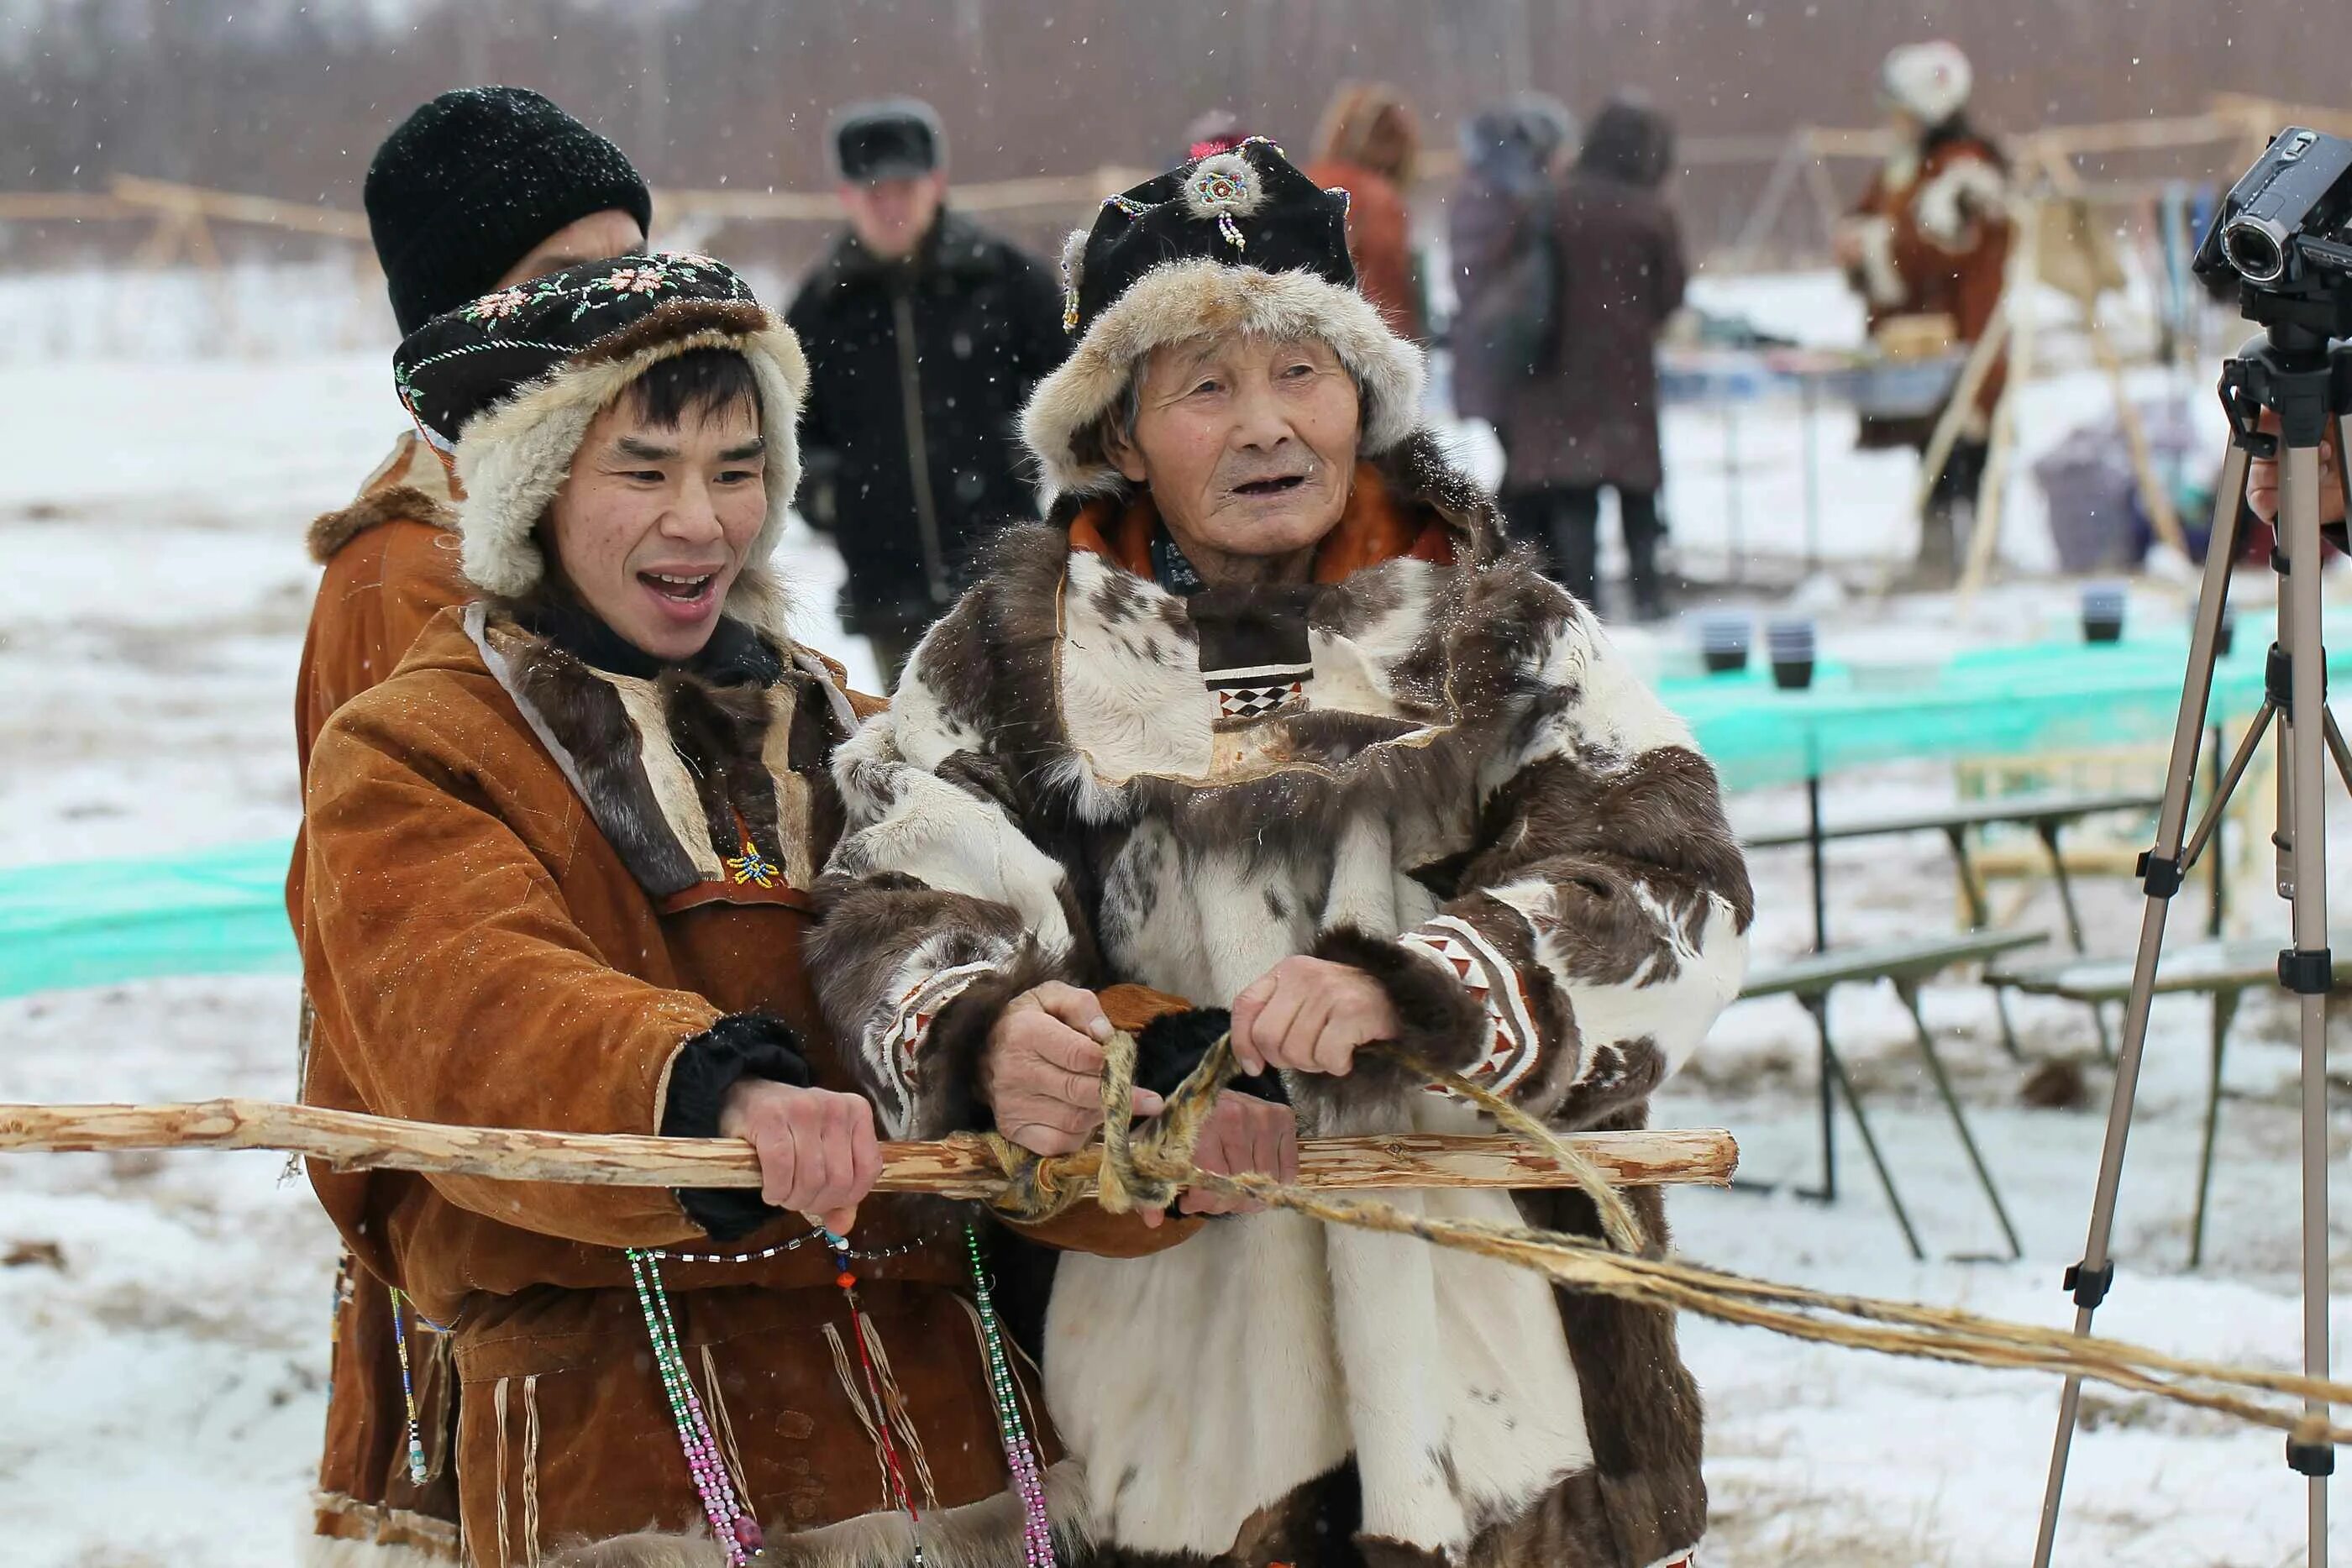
(811, 139), (1753, 1568)
(1835, 40), (2014, 590)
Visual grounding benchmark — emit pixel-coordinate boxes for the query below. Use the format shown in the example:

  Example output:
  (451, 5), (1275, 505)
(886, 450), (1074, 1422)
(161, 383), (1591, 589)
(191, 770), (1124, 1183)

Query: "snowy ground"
(2, 268), (2349, 1565)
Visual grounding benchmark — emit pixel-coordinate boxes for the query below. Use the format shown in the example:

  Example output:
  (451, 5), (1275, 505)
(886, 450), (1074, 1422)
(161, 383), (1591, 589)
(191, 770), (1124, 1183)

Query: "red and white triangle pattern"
(877, 960), (997, 1092)
(1395, 914), (1541, 1099)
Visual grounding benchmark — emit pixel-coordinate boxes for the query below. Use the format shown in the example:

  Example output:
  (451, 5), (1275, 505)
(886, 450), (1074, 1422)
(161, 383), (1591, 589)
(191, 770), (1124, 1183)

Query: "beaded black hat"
(1021, 138), (1425, 502)
(392, 253), (807, 610)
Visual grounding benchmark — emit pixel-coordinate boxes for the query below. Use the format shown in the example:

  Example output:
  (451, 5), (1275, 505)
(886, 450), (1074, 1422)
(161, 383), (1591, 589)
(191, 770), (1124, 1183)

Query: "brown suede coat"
(300, 605), (1074, 1566)
(292, 432), (473, 1560)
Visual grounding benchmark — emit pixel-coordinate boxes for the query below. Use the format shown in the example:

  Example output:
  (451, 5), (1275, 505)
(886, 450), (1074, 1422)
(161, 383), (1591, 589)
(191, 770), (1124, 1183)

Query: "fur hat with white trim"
(1022, 137), (1425, 502)
(1878, 40), (1973, 129)
(393, 252), (807, 616)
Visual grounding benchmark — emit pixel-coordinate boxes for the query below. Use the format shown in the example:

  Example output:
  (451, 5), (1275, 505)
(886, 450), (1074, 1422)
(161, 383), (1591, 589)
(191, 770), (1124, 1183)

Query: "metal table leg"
(1945, 824), (2027, 1062)
(1803, 991), (1926, 1261)
(2038, 819), (2117, 1062)
(2188, 985), (2241, 1270)
(1896, 977), (2024, 1259)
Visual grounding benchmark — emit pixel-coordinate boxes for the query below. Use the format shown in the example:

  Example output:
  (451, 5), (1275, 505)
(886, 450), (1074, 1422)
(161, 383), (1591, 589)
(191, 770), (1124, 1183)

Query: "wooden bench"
(1743, 786), (2166, 1062)
(1992, 940), (2352, 1267)
(1738, 928), (2048, 1261)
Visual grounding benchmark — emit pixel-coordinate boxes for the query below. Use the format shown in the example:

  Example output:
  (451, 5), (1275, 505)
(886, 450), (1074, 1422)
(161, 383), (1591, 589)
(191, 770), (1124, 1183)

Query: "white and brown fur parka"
(807, 430), (1752, 1568)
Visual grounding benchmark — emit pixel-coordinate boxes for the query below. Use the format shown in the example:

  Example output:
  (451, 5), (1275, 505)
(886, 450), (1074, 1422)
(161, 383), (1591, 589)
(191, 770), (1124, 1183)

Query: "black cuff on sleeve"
(663, 1013), (812, 1243)
(1134, 1007), (1289, 1105)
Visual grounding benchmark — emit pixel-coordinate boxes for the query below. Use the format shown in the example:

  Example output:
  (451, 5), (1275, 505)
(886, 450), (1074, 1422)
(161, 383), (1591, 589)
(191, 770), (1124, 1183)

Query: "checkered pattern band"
(1395, 915), (1542, 1099)
(1215, 681), (1305, 718)
(873, 961), (997, 1091)
(1204, 659), (1312, 721)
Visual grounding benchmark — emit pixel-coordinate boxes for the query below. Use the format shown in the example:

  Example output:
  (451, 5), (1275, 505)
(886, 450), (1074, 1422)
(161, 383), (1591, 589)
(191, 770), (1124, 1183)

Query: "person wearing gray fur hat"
(302, 255), (1090, 1565)
(811, 139), (1751, 1568)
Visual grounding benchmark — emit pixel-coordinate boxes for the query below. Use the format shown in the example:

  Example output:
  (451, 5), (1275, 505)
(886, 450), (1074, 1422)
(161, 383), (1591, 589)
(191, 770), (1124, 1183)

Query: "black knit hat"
(366, 87), (655, 336)
(1020, 138), (1424, 501)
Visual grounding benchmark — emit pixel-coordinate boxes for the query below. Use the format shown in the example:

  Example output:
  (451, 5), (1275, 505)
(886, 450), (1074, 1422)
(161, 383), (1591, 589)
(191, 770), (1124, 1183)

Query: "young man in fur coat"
(301, 254), (1089, 1566)
(295, 87), (654, 1562)
(811, 140), (1753, 1568)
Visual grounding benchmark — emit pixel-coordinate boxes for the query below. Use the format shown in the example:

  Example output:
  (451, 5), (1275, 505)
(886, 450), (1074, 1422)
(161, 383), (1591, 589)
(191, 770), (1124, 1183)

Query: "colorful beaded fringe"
(623, 1222), (1057, 1568)
(963, 1224), (1058, 1568)
(386, 1286), (430, 1487)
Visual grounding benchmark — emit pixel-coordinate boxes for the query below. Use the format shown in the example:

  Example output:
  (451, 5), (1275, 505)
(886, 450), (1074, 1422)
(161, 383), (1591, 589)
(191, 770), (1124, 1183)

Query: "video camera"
(2195, 127), (2352, 338)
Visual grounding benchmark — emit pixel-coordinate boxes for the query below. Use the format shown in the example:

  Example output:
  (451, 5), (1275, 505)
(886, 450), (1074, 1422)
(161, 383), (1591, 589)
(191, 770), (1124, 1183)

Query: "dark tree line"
(2, 0), (2334, 270)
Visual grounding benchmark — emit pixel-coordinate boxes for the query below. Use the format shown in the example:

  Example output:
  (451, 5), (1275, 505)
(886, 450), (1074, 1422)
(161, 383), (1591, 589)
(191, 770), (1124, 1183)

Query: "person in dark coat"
(1491, 97), (1687, 621)
(1448, 94), (1576, 431)
(787, 98), (1070, 684)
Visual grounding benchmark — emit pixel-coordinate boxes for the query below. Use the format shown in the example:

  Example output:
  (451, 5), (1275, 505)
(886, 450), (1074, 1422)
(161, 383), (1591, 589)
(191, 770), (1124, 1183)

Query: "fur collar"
(464, 604), (856, 910)
(902, 432), (1551, 836)
(307, 433), (459, 564)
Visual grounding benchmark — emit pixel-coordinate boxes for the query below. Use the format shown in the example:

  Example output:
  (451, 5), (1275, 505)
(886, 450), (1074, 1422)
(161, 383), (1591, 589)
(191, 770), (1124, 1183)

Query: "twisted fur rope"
(979, 1030), (2349, 1452)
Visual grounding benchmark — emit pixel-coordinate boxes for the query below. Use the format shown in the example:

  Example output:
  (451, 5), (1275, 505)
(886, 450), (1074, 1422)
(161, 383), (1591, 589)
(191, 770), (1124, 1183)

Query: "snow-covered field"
(1, 266), (2348, 1565)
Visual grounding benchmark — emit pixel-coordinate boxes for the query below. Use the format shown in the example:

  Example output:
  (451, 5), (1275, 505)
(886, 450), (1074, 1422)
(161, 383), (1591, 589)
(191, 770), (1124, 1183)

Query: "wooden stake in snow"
(0, 1098), (1738, 1199)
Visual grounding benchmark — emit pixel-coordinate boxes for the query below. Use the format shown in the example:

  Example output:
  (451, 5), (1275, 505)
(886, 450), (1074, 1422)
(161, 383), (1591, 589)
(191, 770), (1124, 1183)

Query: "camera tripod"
(2032, 323), (2352, 1565)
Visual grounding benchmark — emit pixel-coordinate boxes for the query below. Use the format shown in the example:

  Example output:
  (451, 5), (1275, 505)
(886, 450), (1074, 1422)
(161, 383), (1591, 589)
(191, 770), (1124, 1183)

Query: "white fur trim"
(1046, 1124), (1594, 1558)
(1021, 258), (1426, 503)
(1842, 214), (1907, 309)
(451, 317), (809, 618)
(1914, 155), (2008, 252)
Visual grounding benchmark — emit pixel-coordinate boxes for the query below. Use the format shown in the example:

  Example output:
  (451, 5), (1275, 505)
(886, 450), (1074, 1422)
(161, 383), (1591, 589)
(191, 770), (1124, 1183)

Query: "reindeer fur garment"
(811, 433), (1754, 1568)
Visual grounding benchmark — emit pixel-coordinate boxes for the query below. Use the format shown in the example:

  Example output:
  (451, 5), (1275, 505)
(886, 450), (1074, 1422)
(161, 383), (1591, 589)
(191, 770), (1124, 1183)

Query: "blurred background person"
(1305, 81), (1427, 341)
(1486, 96), (1686, 621)
(1835, 39), (2013, 589)
(787, 97), (1068, 685)
(294, 85), (653, 1563)
(1448, 93), (1575, 450)
(1179, 106), (1255, 163)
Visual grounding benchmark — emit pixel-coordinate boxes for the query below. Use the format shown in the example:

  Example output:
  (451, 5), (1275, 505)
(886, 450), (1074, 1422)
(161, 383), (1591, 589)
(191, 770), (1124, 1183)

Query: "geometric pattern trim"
(875, 960), (997, 1093)
(1396, 914), (1543, 1099)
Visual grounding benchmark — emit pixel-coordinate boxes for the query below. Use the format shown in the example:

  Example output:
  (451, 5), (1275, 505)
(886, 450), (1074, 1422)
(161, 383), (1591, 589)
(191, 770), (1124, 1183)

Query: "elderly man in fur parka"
(809, 140), (1752, 1568)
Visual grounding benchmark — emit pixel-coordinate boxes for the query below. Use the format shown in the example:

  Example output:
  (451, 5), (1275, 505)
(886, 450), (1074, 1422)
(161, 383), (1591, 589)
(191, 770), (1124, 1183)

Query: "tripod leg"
(2324, 708), (2352, 802)
(2279, 442), (2335, 1550)
(2033, 438), (2251, 1567)
(2188, 985), (2239, 1270)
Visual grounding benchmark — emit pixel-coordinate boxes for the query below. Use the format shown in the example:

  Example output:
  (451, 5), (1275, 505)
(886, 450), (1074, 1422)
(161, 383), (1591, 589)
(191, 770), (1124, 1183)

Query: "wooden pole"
(1958, 195), (2045, 606)
(0, 1099), (1739, 1198)
(2086, 315), (2188, 558)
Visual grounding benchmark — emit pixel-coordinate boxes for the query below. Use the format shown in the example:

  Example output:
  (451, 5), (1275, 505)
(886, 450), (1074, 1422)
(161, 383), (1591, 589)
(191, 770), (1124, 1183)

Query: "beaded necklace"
(622, 1223), (1053, 1568)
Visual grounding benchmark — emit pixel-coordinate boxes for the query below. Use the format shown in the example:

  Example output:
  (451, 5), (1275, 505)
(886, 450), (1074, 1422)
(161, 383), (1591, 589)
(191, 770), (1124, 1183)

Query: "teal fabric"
(1669, 621), (2352, 793)
(0, 838), (298, 999)
(2, 623), (2344, 999)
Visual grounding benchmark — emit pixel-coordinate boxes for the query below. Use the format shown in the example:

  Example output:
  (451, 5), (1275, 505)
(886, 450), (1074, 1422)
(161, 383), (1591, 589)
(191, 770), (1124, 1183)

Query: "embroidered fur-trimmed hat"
(1021, 137), (1425, 502)
(393, 253), (807, 613)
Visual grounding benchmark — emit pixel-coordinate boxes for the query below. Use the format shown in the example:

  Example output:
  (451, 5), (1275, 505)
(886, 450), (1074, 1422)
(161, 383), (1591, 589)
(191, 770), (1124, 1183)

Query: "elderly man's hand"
(2246, 410), (2346, 527)
(983, 982), (1165, 1156)
(718, 1079), (881, 1235)
(1166, 1091), (1299, 1221)
(1230, 955), (1401, 1078)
